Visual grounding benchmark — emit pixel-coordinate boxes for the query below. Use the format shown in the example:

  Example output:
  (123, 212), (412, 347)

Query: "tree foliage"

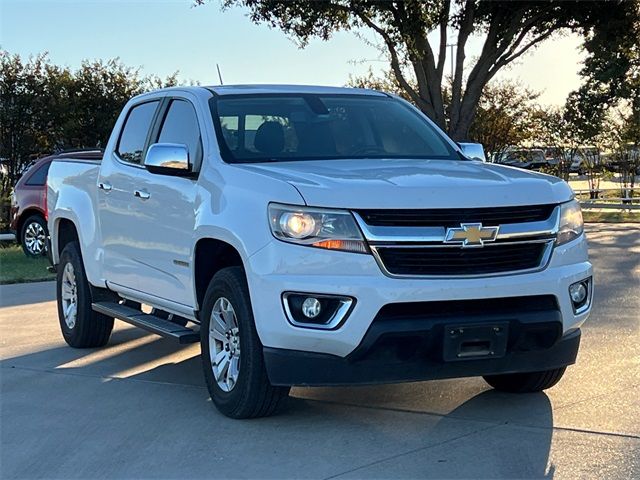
(468, 81), (540, 159)
(0, 51), (182, 195)
(207, 0), (638, 140)
(570, 1), (640, 125)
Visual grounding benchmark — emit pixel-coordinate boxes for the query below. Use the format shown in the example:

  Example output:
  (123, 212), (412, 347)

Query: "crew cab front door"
(127, 97), (203, 309)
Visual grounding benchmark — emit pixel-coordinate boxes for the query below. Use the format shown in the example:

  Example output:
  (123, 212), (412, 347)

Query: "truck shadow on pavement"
(1, 323), (556, 478)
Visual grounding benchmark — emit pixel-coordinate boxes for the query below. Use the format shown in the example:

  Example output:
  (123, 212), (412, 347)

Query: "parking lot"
(1, 224), (638, 479)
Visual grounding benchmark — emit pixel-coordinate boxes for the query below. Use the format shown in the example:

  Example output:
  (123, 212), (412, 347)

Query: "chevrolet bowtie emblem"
(444, 223), (500, 247)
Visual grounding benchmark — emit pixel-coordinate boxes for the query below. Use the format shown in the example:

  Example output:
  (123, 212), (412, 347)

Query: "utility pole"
(446, 43), (457, 80)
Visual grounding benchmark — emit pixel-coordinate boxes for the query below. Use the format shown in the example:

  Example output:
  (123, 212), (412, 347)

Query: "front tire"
(201, 267), (289, 419)
(21, 214), (48, 257)
(57, 241), (113, 348)
(483, 367), (567, 393)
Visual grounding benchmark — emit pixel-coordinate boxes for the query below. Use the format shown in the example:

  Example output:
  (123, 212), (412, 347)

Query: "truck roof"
(131, 85), (389, 102)
(206, 84), (388, 96)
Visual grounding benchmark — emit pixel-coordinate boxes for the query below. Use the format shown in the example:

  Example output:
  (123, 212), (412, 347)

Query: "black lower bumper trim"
(264, 329), (581, 387)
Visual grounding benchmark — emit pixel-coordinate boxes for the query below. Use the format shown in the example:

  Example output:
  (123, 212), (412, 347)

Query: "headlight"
(269, 203), (368, 253)
(556, 199), (584, 245)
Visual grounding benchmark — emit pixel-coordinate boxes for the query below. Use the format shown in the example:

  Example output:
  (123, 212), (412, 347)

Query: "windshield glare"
(212, 94), (458, 163)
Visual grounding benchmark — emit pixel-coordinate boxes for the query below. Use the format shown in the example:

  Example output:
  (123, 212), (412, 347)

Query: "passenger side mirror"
(458, 142), (487, 162)
(144, 143), (192, 176)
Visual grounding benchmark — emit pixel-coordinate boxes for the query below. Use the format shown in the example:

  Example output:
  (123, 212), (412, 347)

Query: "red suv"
(10, 150), (102, 256)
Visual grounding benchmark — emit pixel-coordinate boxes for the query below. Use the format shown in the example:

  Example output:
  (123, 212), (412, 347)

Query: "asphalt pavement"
(1, 223), (638, 479)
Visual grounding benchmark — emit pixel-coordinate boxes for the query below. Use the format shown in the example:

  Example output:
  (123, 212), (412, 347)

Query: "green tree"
(468, 81), (540, 159)
(570, 0), (639, 123)
(528, 108), (575, 181)
(205, 0), (638, 141)
(0, 51), (59, 193)
(0, 51), (183, 198)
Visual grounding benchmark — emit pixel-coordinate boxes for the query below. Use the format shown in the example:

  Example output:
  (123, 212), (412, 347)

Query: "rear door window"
(116, 101), (160, 165)
(25, 162), (51, 186)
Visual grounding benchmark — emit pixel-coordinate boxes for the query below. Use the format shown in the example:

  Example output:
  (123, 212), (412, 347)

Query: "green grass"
(0, 245), (55, 284)
(583, 210), (640, 223)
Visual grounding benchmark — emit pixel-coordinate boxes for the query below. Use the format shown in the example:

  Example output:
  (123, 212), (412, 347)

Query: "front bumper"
(246, 234), (592, 358)
(264, 329), (581, 387)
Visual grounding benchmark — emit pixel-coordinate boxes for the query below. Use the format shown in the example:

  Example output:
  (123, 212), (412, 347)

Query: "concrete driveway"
(1, 224), (638, 479)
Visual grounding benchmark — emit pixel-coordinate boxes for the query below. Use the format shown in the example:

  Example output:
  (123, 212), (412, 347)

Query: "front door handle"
(133, 189), (150, 200)
(98, 181), (112, 192)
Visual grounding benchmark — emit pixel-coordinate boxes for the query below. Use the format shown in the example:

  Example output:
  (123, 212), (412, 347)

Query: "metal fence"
(574, 188), (640, 210)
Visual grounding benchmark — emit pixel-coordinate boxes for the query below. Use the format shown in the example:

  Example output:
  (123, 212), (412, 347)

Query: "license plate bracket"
(443, 322), (509, 361)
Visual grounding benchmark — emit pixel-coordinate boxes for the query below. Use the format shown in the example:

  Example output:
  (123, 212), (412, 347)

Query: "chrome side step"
(92, 301), (199, 344)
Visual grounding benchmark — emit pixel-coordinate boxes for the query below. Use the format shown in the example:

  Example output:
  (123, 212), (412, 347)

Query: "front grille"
(375, 242), (548, 276)
(357, 204), (556, 227)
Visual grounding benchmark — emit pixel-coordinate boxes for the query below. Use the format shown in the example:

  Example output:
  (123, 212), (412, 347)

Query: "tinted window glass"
(213, 95), (457, 163)
(25, 162), (51, 186)
(117, 101), (159, 164)
(220, 116), (239, 150)
(157, 100), (202, 164)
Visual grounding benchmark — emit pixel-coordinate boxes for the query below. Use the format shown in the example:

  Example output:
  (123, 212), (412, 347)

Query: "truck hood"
(238, 158), (573, 209)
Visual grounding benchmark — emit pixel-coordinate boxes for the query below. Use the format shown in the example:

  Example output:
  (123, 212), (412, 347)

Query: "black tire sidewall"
(200, 267), (264, 416)
(56, 241), (112, 347)
(21, 215), (48, 257)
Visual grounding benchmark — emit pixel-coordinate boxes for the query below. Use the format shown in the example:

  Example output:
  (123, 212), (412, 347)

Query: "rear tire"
(201, 267), (289, 419)
(20, 214), (48, 257)
(57, 241), (113, 348)
(483, 367), (567, 393)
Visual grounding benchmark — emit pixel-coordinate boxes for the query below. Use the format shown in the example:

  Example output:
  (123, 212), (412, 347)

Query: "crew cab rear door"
(97, 99), (161, 293)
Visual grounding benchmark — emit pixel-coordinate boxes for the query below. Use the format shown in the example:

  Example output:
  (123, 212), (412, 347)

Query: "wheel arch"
(193, 237), (246, 314)
(15, 208), (46, 244)
(52, 217), (80, 265)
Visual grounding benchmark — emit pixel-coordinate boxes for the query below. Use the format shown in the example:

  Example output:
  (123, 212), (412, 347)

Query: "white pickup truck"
(48, 85), (593, 419)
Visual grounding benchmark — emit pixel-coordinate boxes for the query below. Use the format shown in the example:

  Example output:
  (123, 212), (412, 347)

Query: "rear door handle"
(98, 181), (112, 192)
(133, 189), (150, 200)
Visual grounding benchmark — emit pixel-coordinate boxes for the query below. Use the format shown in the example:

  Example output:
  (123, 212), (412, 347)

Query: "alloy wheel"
(209, 297), (241, 392)
(60, 262), (78, 329)
(24, 221), (46, 255)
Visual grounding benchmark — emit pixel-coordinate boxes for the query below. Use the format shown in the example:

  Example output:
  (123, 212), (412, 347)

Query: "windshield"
(211, 94), (459, 163)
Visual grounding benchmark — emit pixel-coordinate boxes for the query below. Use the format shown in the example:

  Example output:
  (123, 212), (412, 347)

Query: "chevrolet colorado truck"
(47, 85), (593, 419)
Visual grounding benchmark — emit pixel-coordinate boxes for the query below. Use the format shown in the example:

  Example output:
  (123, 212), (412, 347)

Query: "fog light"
(302, 297), (321, 318)
(569, 283), (587, 304)
(569, 278), (591, 314)
(282, 292), (355, 330)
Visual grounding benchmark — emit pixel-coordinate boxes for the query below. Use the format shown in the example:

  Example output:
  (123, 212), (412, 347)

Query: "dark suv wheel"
(20, 214), (48, 257)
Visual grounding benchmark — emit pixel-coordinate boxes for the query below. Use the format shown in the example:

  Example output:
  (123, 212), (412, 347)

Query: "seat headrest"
(254, 121), (285, 155)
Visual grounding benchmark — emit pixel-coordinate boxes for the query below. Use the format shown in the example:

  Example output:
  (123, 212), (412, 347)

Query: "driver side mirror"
(144, 143), (192, 176)
(459, 142), (487, 162)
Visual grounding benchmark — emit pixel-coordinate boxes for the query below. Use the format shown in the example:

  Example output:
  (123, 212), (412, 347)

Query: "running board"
(92, 302), (199, 344)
